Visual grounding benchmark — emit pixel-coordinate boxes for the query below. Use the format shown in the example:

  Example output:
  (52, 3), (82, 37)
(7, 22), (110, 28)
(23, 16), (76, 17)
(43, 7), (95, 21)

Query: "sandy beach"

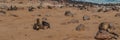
(0, 0), (120, 40)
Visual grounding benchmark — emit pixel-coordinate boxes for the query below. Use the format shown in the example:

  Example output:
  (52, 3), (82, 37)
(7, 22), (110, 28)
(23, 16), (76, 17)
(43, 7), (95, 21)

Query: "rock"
(7, 5), (17, 11)
(0, 4), (8, 9)
(0, 10), (6, 16)
(83, 15), (90, 21)
(115, 13), (120, 17)
(95, 30), (115, 40)
(99, 22), (116, 31)
(47, 6), (53, 9)
(96, 22), (119, 40)
(97, 8), (103, 12)
(111, 6), (120, 11)
(64, 11), (74, 17)
(97, 7), (110, 12)
(37, 4), (44, 9)
(76, 24), (85, 31)
(28, 6), (35, 12)
(99, 22), (111, 31)
(78, 5), (87, 10)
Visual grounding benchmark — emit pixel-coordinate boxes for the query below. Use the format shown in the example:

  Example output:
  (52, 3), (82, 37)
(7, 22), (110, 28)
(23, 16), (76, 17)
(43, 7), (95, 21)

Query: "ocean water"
(71, 0), (120, 4)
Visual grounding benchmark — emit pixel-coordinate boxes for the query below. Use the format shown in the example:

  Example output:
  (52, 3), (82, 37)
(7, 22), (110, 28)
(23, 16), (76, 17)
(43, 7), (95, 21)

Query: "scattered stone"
(103, 8), (109, 12)
(28, 6), (35, 12)
(37, 4), (44, 9)
(95, 22), (119, 40)
(99, 22), (114, 31)
(0, 10), (6, 16)
(0, 4), (8, 9)
(83, 15), (90, 21)
(59, 6), (64, 8)
(95, 30), (116, 40)
(78, 5), (87, 10)
(97, 8), (103, 12)
(76, 24), (85, 31)
(97, 7), (110, 12)
(47, 6), (53, 9)
(7, 5), (17, 11)
(115, 13), (120, 17)
(0, 10), (6, 14)
(111, 6), (120, 11)
(64, 11), (74, 17)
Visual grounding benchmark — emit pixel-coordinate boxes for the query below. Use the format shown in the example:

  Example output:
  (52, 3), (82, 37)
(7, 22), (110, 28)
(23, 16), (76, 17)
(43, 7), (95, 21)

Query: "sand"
(0, 0), (120, 40)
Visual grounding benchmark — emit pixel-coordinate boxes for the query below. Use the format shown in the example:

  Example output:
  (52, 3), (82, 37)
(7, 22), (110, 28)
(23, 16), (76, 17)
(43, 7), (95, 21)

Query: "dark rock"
(64, 11), (74, 17)
(7, 6), (17, 11)
(28, 6), (35, 12)
(0, 10), (6, 16)
(95, 22), (119, 40)
(47, 6), (53, 9)
(95, 30), (115, 40)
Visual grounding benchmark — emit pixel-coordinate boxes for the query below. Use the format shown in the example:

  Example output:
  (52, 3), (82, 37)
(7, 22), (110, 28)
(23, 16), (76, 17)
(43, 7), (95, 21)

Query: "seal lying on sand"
(33, 18), (50, 30)
(33, 18), (41, 30)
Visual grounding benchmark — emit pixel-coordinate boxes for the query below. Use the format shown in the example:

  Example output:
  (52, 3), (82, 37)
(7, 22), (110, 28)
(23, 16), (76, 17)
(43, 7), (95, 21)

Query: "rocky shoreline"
(1, 0), (120, 13)
(66, 0), (120, 6)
